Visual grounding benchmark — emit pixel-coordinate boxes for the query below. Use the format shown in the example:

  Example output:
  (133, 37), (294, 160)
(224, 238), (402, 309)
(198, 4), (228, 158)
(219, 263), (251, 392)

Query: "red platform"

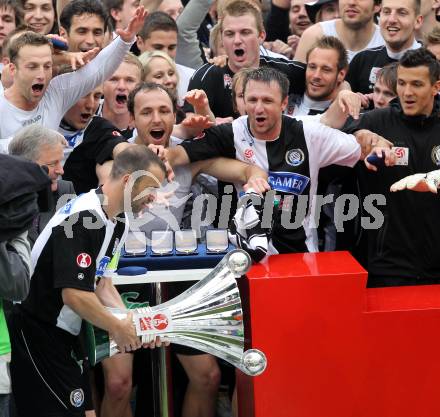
(237, 251), (440, 417)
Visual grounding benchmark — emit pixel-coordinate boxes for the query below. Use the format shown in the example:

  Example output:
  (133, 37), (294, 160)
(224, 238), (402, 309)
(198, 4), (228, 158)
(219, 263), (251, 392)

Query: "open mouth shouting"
(234, 48), (246, 62)
(116, 94), (128, 106)
(149, 128), (166, 143)
(80, 112), (92, 124)
(255, 116), (266, 126)
(31, 83), (45, 96)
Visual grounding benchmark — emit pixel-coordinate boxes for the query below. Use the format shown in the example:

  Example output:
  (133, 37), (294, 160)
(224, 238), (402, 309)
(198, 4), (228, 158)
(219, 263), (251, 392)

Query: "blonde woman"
(139, 50), (179, 97)
(140, 50), (216, 122)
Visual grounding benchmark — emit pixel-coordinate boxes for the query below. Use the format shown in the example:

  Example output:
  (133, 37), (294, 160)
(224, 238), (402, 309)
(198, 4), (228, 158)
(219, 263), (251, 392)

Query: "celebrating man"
(9, 145), (167, 417)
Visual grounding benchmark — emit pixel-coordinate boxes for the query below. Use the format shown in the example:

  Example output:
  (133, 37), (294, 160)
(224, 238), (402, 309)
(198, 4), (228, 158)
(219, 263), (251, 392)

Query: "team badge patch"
(76, 253), (92, 269)
(60, 201), (73, 214)
(70, 388), (84, 408)
(77, 273), (84, 280)
(432, 145), (440, 166)
(285, 149), (305, 167)
(224, 74), (232, 88)
(369, 67), (382, 86)
(244, 148), (254, 160)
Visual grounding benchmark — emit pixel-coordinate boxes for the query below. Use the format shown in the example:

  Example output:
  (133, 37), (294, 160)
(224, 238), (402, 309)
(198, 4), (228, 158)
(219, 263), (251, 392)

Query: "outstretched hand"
(116, 6), (148, 42)
(390, 171), (440, 193)
(337, 90), (362, 120)
(186, 89), (208, 108)
(181, 114), (214, 132)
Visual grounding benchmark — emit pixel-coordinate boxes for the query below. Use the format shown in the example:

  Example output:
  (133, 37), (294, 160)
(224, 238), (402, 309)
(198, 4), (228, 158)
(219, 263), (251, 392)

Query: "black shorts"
(9, 310), (92, 417)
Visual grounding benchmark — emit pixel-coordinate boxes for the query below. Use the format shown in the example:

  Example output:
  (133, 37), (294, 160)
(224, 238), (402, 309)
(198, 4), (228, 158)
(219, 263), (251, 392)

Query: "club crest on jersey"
(61, 200), (74, 214)
(77, 253), (92, 268)
(224, 74), (232, 88)
(285, 149), (305, 167)
(70, 388), (84, 408)
(268, 171), (310, 195)
(432, 145), (440, 166)
(96, 256), (110, 277)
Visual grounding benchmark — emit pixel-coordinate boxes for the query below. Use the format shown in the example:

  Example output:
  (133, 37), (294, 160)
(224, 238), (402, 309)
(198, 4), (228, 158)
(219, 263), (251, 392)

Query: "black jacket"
(0, 155), (51, 242)
(345, 97), (440, 285)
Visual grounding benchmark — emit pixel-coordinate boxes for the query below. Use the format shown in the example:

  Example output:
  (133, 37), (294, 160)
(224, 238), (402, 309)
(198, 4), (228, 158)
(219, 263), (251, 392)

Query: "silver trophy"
(86, 249), (267, 376)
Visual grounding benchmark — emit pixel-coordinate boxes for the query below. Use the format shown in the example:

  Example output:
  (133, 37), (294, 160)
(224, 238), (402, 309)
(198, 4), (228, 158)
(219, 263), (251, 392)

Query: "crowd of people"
(1, 0), (440, 415)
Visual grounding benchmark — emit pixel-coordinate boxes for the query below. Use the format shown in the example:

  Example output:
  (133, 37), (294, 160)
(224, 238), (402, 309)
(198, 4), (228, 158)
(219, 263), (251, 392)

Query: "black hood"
(0, 154), (51, 242)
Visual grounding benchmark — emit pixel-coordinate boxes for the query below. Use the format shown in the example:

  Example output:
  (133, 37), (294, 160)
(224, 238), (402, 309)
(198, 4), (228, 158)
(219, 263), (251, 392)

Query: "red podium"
(237, 251), (440, 417)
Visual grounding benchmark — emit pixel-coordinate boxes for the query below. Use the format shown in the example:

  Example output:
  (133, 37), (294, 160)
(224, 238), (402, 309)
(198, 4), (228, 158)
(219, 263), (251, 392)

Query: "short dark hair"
(60, 0), (108, 33)
(127, 82), (177, 115)
(137, 11), (177, 41)
(110, 144), (167, 180)
(306, 36), (348, 71)
(399, 48), (440, 84)
(8, 30), (51, 64)
(102, 0), (123, 30)
(376, 62), (398, 94)
(242, 67), (290, 100)
(1, 24), (27, 58)
(20, 0), (58, 33)
(0, 0), (23, 27)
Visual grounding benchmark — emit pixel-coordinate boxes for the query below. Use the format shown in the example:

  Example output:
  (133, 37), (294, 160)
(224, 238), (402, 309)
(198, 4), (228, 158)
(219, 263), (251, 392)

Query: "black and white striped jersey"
(20, 189), (128, 336)
(180, 115), (361, 252)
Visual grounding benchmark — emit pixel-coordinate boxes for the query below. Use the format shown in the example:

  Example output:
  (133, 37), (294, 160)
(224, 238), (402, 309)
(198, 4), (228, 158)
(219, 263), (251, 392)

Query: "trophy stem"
(151, 281), (173, 417)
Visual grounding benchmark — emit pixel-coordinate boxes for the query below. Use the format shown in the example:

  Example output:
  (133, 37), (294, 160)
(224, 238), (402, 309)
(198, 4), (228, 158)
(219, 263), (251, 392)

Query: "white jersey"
(176, 63), (195, 106)
(319, 19), (384, 62)
(0, 36), (134, 153)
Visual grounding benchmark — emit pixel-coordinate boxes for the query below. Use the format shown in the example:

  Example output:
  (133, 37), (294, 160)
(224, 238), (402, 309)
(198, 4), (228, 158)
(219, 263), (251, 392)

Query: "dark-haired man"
(344, 48), (440, 287)
(128, 81), (269, 417)
(294, 0), (384, 63)
(136, 11), (194, 105)
(0, 0), (23, 94)
(0, 0), (22, 53)
(346, 0), (422, 95)
(103, 0), (140, 32)
(0, 7), (146, 152)
(163, 67), (390, 253)
(59, 0), (108, 52)
(9, 145), (167, 417)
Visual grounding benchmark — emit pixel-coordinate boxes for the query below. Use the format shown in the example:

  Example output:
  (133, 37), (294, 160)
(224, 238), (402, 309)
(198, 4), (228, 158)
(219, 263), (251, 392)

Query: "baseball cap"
(305, 0), (336, 23)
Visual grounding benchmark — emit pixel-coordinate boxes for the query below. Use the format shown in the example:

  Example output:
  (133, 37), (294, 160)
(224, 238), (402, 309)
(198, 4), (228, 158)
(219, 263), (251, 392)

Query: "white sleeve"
(176, 0), (213, 69)
(292, 114), (322, 123)
(48, 36), (133, 115)
(303, 121), (361, 168)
